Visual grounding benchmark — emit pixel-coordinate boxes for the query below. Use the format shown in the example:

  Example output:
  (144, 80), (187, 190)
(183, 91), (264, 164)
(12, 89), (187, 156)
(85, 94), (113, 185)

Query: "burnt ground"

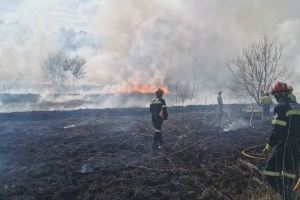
(0, 105), (279, 200)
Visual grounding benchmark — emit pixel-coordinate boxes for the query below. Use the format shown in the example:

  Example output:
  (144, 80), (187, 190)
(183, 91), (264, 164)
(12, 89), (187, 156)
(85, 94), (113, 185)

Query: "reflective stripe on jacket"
(268, 97), (300, 147)
(150, 97), (168, 120)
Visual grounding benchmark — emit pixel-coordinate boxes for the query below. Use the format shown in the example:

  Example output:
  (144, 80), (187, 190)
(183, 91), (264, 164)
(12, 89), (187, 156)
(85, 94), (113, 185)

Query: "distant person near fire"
(150, 88), (168, 149)
(260, 92), (272, 118)
(288, 85), (297, 103)
(262, 82), (300, 199)
(217, 91), (223, 123)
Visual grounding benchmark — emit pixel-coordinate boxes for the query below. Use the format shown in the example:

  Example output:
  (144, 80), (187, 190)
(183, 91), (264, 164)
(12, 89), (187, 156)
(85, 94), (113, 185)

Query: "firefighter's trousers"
(263, 143), (299, 199)
(152, 115), (164, 147)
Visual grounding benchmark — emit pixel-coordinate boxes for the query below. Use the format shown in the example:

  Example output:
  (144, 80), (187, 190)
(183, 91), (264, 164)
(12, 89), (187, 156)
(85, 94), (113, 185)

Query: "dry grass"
(240, 186), (297, 200)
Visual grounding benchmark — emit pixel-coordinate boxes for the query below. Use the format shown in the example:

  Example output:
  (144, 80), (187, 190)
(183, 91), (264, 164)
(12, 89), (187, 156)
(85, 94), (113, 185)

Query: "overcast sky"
(0, 0), (300, 100)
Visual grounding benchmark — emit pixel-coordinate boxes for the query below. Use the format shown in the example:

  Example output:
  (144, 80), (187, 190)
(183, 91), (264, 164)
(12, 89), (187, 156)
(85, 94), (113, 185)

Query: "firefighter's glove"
(262, 144), (271, 155)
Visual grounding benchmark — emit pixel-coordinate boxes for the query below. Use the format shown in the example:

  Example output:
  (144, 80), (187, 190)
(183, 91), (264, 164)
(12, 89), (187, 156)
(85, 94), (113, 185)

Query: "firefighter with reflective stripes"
(263, 82), (300, 199)
(150, 88), (168, 149)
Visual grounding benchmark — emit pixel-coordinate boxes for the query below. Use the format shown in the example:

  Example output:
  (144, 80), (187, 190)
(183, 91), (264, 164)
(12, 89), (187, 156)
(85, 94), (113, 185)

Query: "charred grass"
(0, 106), (296, 199)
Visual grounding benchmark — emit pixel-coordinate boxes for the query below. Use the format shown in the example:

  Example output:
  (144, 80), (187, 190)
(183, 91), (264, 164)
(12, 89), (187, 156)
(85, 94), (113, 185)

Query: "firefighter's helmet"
(155, 88), (164, 97)
(271, 82), (289, 95)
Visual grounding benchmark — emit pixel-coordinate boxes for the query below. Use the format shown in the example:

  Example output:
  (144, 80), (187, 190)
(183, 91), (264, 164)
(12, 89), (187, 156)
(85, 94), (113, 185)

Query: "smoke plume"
(1, 0), (300, 105)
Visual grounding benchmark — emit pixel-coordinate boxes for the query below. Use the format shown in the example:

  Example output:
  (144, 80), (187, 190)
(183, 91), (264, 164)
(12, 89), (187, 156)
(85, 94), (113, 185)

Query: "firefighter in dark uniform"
(217, 91), (223, 120)
(150, 88), (168, 149)
(263, 82), (300, 199)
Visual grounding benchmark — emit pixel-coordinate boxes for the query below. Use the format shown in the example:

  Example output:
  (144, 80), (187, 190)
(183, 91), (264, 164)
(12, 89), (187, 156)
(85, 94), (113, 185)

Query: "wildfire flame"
(114, 84), (169, 94)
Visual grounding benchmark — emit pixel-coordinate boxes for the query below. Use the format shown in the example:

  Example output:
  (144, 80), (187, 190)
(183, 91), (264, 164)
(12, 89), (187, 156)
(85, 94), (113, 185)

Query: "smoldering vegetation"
(0, 85), (214, 113)
(0, 92), (154, 113)
(0, 104), (284, 200)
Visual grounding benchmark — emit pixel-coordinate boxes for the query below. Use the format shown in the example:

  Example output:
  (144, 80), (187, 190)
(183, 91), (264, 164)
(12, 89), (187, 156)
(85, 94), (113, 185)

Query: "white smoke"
(0, 0), (300, 105)
(224, 119), (249, 132)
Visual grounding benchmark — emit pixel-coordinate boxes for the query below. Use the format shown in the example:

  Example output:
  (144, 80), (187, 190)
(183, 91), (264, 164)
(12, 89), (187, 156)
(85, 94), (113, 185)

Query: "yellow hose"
(293, 178), (300, 192)
(241, 144), (268, 160)
(242, 144), (300, 192)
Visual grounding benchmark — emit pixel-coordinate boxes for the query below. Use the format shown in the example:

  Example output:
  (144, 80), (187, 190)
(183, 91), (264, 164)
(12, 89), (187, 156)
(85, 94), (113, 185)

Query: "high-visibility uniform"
(150, 97), (168, 148)
(260, 95), (272, 117)
(263, 97), (300, 197)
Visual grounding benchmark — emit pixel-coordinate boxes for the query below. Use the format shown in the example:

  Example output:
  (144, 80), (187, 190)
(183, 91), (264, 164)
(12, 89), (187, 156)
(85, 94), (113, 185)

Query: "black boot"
(158, 132), (163, 147)
(153, 132), (160, 149)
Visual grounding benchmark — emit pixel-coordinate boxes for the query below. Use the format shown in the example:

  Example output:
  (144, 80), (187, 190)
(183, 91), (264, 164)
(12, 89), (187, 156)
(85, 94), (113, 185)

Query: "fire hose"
(241, 144), (300, 191)
(241, 144), (268, 160)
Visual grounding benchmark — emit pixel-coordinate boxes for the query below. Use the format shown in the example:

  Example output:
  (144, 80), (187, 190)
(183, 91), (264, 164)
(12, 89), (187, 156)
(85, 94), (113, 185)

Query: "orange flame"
(115, 84), (169, 94)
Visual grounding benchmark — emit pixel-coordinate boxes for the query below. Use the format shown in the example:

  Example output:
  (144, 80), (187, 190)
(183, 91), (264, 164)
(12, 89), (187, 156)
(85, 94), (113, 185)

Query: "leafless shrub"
(227, 34), (290, 105)
(175, 77), (198, 107)
(42, 51), (86, 86)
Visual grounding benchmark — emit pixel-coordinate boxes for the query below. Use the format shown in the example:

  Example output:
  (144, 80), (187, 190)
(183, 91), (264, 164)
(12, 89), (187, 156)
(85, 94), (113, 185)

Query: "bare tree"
(175, 77), (198, 106)
(227, 34), (290, 105)
(42, 51), (86, 86)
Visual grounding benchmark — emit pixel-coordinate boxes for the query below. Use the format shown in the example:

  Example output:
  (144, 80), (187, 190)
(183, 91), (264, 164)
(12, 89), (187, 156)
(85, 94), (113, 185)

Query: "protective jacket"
(261, 95), (272, 117)
(260, 95), (272, 105)
(150, 97), (168, 148)
(268, 97), (300, 147)
(150, 97), (168, 121)
(263, 96), (300, 197)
